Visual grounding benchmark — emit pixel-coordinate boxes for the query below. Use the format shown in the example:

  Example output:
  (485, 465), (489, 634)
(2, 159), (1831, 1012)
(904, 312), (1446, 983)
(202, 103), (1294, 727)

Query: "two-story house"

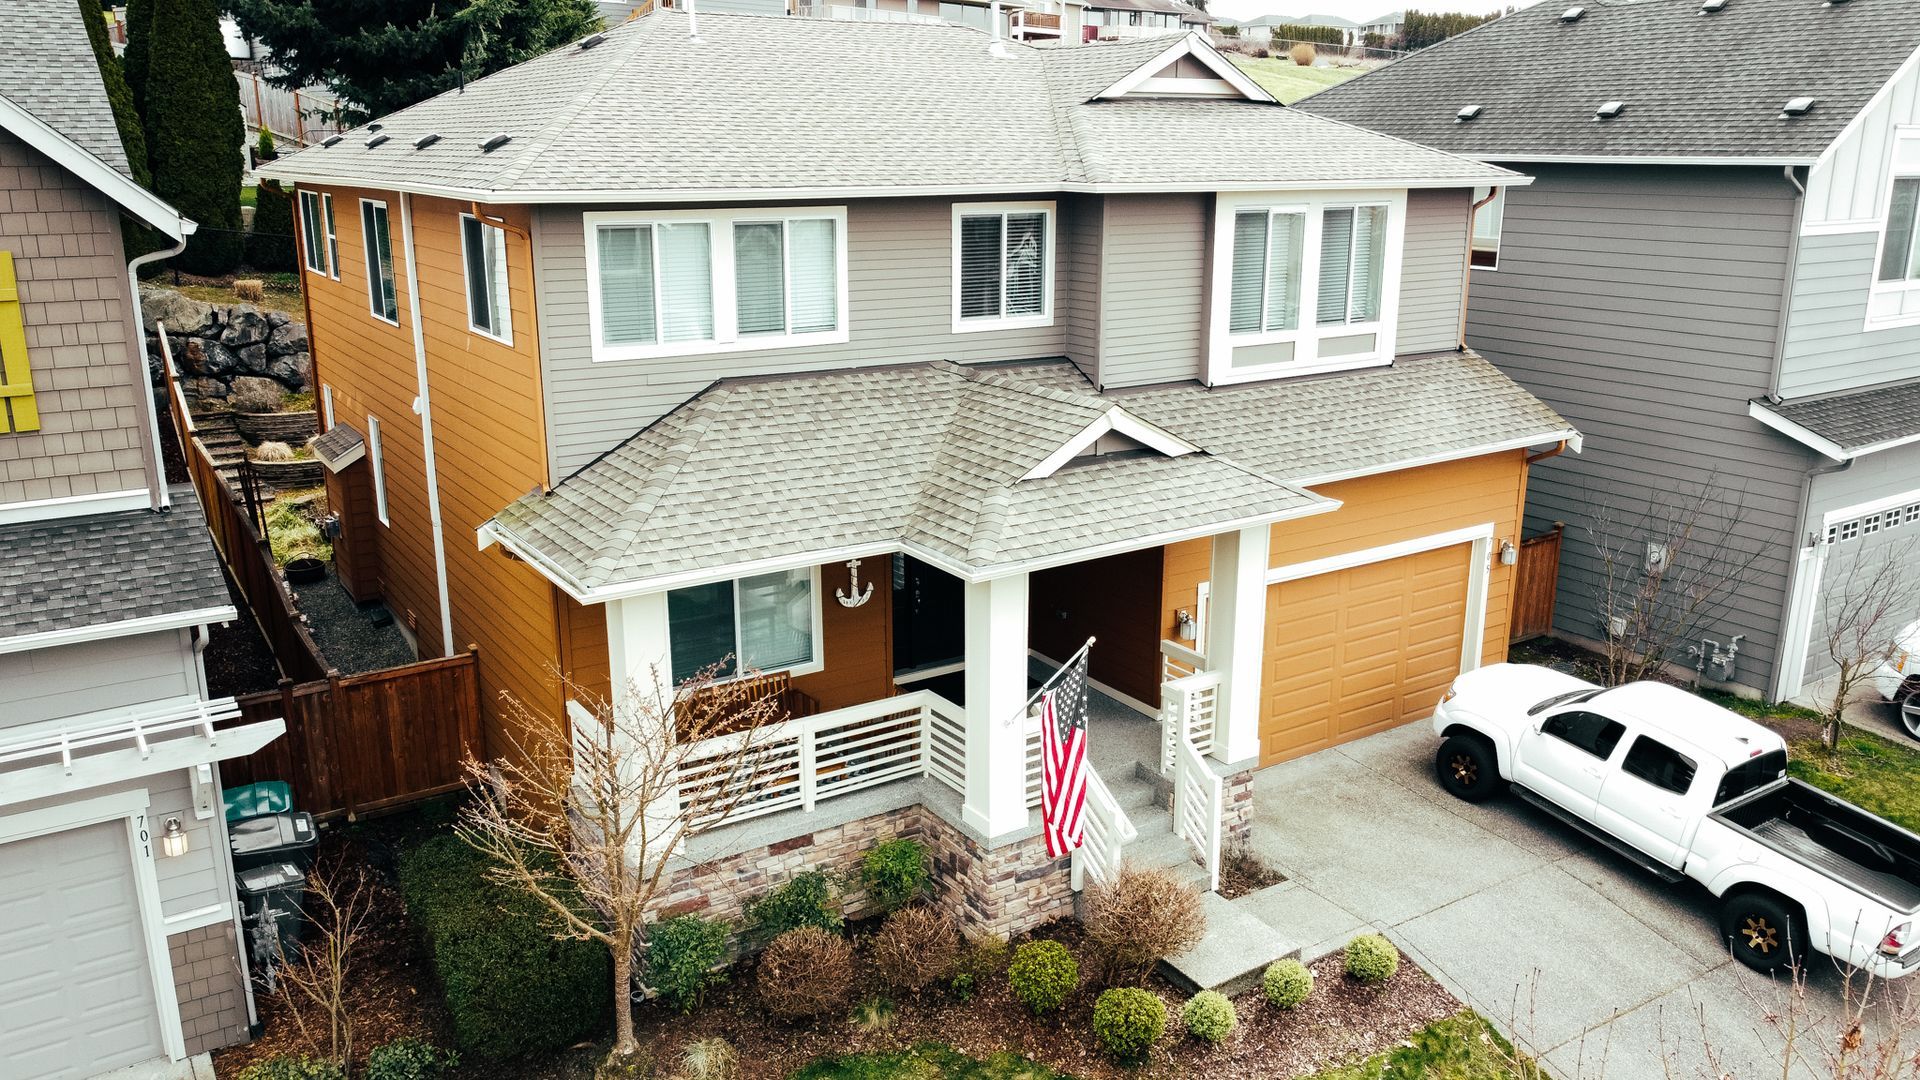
(1302, 0), (1920, 726)
(0, 2), (284, 1077)
(263, 16), (1573, 933)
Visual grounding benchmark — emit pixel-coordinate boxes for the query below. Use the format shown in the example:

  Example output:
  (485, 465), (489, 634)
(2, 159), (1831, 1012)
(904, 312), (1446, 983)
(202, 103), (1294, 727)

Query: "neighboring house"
(0, 3), (284, 1078)
(1300, 0), (1920, 705)
(593, 0), (1082, 42)
(1361, 10), (1403, 39)
(262, 16), (1570, 932)
(1081, 0), (1210, 39)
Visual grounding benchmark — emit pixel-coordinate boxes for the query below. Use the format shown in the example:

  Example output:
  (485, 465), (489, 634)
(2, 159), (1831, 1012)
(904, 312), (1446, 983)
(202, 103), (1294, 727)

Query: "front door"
(893, 555), (965, 675)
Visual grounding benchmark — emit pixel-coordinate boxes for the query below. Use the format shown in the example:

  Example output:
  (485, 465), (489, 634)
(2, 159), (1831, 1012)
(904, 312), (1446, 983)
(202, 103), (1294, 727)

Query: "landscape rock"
(236, 343), (269, 372)
(267, 319), (308, 353)
(220, 309), (271, 348)
(267, 351), (312, 390)
(266, 310), (292, 328)
(140, 287), (214, 336)
(140, 285), (314, 404)
(184, 377), (228, 401)
(199, 340), (242, 376)
(229, 376), (285, 413)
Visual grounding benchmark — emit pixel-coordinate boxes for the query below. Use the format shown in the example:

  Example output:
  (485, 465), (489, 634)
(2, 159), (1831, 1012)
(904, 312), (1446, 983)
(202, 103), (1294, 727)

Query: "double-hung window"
(587, 208), (847, 361)
(953, 202), (1053, 332)
(666, 568), (822, 684)
(361, 199), (398, 323)
(461, 214), (512, 342)
(299, 190), (330, 276)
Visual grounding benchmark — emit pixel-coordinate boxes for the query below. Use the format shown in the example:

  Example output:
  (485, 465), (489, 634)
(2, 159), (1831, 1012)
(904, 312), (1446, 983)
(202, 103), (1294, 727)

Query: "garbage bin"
(229, 810), (319, 873)
(223, 781), (293, 823)
(236, 861), (307, 968)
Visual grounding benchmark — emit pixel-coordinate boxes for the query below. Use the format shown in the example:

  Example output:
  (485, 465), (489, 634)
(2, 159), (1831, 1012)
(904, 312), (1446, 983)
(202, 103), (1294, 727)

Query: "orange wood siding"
(1163, 537), (1210, 648)
(558, 592), (612, 706)
(1030, 548), (1162, 705)
(323, 461), (382, 603)
(793, 564), (895, 712)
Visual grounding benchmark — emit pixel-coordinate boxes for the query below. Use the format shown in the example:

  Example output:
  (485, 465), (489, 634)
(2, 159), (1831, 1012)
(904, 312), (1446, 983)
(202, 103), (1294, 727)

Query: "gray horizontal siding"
(1469, 163), (1813, 692)
(1779, 230), (1920, 399)
(1097, 193), (1206, 389)
(1063, 193), (1102, 383)
(0, 630), (197, 728)
(1399, 187), (1469, 354)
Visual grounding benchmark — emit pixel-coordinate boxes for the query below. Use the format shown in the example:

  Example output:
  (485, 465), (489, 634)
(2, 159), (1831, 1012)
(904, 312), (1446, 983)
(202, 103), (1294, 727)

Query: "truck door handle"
(1583, 766), (1603, 779)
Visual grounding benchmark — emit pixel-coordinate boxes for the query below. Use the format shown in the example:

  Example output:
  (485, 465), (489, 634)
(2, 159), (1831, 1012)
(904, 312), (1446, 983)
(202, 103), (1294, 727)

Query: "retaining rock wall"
(141, 286), (311, 410)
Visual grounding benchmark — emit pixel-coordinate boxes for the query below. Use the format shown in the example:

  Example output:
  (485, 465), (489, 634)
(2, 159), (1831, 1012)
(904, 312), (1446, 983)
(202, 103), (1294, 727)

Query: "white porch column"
(1209, 525), (1270, 766)
(605, 593), (672, 710)
(962, 573), (1032, 839)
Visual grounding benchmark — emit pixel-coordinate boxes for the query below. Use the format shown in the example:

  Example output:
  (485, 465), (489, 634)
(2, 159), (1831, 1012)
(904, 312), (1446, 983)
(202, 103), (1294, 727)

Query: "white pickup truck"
(1431, 664), (1920, 978)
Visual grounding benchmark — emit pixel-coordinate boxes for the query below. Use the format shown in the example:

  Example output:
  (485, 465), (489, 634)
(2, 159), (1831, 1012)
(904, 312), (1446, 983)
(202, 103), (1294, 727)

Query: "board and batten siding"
(533, 196), (1075, 475)
(1399, 187), (1471, 355)
(1779, 230), (1920, 398)
(0, 629), (197, 728)
(1803, 46), (1920, 229)
(1466, 163), (1814, 692)
(1794, 440), (1920, 688)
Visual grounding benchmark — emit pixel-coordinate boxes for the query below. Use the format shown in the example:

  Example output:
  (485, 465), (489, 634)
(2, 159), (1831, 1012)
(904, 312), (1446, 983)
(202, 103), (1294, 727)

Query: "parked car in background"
(1431, 664), (1920, 979)
(1876, 620), (1920, 740)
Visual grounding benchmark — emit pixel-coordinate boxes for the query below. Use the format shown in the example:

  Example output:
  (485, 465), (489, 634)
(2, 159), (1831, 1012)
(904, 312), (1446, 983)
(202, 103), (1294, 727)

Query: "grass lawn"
(1228, 57), (1368, 103)
(790, 1044), (1064, 1080)
(1700, 690), (1920, 833)
(1306, 1012), (1542, 1080)
(171, 281), (306, 318)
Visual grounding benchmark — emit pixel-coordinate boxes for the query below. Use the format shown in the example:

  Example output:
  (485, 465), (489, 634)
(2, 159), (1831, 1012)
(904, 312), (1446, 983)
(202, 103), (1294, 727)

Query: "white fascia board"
(1810, 45), (1920, 176)
(1747, 399), (1851, 462)
(0, 487), (151, 525)
(1290, 428), (1581, 487)
(1849, 430), (1920, 458)
(0, 719), (286, 809)
(0, 97), (193, 239)
(1096, 32), (1277, 104)
(1021, 407), (1197, 481)
(0, 605), (239, 656)
(1465, 153), (1816, 168)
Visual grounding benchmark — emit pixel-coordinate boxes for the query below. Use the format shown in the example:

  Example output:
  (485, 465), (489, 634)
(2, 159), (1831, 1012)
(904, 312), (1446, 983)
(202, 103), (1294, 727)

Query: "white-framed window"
(1867, 132), (1920, 330)
(360, 199), (398, 324)
(461, 214), (512, 343)
(584, 207), (849, 362)
(323, 194), (339, 281)
(666, 567), (823, 684)
(367, 414), (389, 526)
(298, 190), (330, 276)
(952, 201), (1055, 334)
(1209, 190), (1405, 384)
(1471, 185), (1505, 270)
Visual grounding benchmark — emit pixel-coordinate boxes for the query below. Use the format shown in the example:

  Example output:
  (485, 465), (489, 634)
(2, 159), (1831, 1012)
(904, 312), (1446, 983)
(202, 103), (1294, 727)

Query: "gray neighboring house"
(1301, 0), (1920, 707)
(0, 2), (283, 1077)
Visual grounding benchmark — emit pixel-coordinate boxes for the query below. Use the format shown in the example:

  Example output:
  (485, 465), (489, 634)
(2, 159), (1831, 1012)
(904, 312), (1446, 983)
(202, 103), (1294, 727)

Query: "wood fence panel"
(1510, 525), (1565, 643)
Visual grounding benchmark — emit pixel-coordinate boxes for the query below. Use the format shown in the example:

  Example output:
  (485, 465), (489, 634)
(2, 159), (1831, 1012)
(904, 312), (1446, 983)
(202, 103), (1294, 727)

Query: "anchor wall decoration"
(836, 558), (875, 608)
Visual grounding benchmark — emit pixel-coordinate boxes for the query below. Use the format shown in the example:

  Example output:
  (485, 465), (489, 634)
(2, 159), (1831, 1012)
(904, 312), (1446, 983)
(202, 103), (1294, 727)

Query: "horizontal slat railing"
(1173, 734), (1223, 892)
(1071, 768), (1137, 891)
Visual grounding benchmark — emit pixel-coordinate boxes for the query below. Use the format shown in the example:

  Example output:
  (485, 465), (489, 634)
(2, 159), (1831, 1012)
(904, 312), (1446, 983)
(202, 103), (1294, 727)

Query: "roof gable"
(1095, 33), (1275, 103)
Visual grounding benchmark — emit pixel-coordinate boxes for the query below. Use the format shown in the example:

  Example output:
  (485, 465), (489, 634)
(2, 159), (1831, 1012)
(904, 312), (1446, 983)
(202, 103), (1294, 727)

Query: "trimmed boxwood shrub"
(1007, 939), (1078, 1015)
(1093, 987), (1167, 1061)
(364, 1038), (457, 1080)
(396, 834), (610, 1060)
(1181, 989), (1236, 1044)
(1263, 958), (1314, 1008)
(646, 913), (732, 1012)
(745, 870), (843, 944)
(236, 1057), (345, 1080)
(860, 837), (930, 912)
(1345, 933), (1400, 984)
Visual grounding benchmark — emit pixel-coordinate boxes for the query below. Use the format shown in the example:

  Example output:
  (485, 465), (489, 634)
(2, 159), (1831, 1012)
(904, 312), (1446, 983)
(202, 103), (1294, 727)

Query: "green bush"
(860, 837), (930, 912)
(745, 870), (843, 944)
(1181, 990), (1236, 1045)
(1345, 933), (1400, 984)
(1263, 957), (1314, 1008)
(396, 834), (611, 1059)
(645, 914), (731, 1012)
(235, 1057), (345, 1080)
(246, 180), (297, 272)
(256, 125), (278, 164)
(1007, 939), (1078, 1015)
(142, 0), (245, 274)
(1092, 987), (1167, 1062)
(364, 1038), (457, 1080)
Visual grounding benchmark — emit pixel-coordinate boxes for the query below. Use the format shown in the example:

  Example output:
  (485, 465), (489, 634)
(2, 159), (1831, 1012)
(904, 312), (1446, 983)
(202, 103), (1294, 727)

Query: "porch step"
(1119, 807), (1195, 871)
(1158, 889), (1301, 996)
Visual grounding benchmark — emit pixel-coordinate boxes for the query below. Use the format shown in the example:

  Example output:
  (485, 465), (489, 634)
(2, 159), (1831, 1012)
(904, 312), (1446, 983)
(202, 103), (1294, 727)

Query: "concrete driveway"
(1239, 722), (1908, 1079)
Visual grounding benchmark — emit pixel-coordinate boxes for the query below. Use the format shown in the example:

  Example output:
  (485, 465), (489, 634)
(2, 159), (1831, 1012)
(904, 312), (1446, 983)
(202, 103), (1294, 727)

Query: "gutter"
(397, 193), (457, 657)
(126, 224), (195, 511)
(1764, 165), (1808, 405)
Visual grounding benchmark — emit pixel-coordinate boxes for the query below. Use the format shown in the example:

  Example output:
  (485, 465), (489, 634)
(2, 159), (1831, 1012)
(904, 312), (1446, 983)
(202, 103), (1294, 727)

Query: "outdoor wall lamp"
(1175, 609), (1197, 642)
(160, 817), (189, 859)
(1499, 539), (1518, 566)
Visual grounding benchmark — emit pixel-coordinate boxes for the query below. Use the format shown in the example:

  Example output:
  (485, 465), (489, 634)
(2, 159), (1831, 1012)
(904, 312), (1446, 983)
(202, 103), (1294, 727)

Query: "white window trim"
(1864, 126), (1920, 331)
(323, 192), (339, 281)
(320, 383), (335, 429)
(360, 198), (399, 326)
(368, 414), (389, 526)
(1207, 189), (1407, 385)
(298, 189), (329, 276)
(583, 206), (851, 363)
(664, 565), (827, 682)
(460, 213), (514, 345)
(951, 200), (1057, 334)
(1471, 185), (1504, 273)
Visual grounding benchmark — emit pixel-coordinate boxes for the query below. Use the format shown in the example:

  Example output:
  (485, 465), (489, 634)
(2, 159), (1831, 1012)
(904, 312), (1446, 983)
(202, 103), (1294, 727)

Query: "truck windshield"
(1528, 687), (1604, 716)
(1714, 749), (1788, 807)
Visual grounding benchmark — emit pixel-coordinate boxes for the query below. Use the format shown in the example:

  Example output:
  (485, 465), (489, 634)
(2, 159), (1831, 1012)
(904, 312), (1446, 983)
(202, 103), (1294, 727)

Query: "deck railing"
(1159, 640), (1219, 775)
(1172, 735), (1223, 891)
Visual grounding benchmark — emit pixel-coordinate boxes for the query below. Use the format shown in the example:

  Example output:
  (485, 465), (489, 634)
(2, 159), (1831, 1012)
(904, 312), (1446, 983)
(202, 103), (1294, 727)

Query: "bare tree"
(455, 667), (787, 1067)
(1585, 476), (1775, 687)
(276, 863), (375, 1071)
(1813, 538), (1920, 753)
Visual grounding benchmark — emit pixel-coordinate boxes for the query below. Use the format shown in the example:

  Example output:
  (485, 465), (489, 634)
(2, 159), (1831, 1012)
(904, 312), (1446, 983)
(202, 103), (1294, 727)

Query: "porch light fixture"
(1499, 539), (1519, 566)
(159, 818), (189, 859)
(1175, 609), (1198, 641)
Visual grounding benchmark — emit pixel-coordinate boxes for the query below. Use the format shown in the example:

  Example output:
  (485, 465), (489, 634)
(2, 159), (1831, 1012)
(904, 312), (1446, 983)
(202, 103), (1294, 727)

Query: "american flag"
(1040, 646), (1091, 859)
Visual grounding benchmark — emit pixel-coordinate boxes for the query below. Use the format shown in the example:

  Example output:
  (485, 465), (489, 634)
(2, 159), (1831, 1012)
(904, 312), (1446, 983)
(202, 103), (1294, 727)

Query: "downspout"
(1764, 165), (1808, 404)
(397, 192), (457, 657)
(1762, 164), (1818, 701)
(127, 223), (193, 511)
(1458, 185), (1500, 349)
(190, 623), (212, 699)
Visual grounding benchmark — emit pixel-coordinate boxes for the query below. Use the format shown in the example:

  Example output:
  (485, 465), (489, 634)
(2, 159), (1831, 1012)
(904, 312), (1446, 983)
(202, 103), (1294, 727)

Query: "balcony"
(793, 4), (947, 24)
(1011, 9), (1062, 37)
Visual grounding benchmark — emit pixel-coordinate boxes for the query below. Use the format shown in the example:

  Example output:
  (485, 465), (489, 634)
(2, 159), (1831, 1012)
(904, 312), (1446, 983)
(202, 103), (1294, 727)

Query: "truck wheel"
(1719, 892), (1807, 974)
(1435, 734), (1502, 803)
(1900, 690), (1920, 741)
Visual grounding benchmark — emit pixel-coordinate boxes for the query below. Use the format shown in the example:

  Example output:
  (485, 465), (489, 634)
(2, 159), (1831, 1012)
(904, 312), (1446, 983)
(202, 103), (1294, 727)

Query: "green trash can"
(224, 781), (293, 822)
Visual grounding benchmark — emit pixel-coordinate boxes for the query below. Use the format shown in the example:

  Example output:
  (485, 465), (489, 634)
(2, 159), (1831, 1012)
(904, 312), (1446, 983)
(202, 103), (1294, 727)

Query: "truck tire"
(1435, 734), (1502, 803)
(1719, 891), (1808, 975)
(1900, 689), (1919, 741)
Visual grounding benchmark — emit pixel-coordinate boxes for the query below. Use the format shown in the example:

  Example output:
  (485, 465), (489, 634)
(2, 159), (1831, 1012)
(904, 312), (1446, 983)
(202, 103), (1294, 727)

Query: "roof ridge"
(590, 392), (725, 577)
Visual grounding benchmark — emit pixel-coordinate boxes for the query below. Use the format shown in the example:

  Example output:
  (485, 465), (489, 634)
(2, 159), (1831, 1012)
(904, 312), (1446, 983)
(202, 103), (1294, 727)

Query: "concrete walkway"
(1238, 723), (1907, 1079)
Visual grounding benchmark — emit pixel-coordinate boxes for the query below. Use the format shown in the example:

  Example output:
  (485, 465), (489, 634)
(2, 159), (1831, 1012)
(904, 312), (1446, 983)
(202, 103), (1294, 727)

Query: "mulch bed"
(1216, 842), (1288, 901)
(202, 569), (284, 698)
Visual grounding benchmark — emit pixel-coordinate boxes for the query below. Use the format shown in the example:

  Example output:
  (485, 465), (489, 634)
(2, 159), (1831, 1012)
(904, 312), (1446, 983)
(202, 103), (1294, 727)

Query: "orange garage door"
(1259, 543), (1472, 766)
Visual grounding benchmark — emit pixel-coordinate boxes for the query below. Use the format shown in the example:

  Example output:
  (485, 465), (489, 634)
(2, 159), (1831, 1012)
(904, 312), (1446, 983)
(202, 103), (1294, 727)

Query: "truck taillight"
(1882, 922), (1912, 956)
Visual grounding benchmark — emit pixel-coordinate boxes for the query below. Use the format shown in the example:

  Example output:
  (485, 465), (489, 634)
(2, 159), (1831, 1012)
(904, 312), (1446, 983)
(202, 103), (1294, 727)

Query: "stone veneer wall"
(1223, 768), (1255, 845)
(168, 920), (251, 1057)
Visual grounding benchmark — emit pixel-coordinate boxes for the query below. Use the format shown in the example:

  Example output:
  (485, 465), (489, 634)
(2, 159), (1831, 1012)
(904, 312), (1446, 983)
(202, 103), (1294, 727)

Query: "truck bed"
(1715, 780), (1920, 914)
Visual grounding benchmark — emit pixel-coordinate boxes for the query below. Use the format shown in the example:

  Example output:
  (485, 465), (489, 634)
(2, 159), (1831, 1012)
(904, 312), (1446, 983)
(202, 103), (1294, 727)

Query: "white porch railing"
(1160, 640), (1219, 775)
(1071, 767), (1137, 890)
(1172, 735), (1223, 892)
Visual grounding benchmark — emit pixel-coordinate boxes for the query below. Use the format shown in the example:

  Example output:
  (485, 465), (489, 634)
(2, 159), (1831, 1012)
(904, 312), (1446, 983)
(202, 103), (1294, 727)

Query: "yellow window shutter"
(0, 251), (40, 434)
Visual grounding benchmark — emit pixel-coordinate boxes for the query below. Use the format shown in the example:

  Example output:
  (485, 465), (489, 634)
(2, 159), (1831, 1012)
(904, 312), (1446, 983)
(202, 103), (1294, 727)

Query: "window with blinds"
(1317, 205), (1385, 326)
(735, 218), (839, 337)
(361, 200), (398, 323)
(462, 215), (512, 341)
(1218, 197), (1397, 381)
(299, 191), (329, 276)
(955, 204), (1052, 330)
(1229, 209), (1304, 335)
(666, 568), (820, 683)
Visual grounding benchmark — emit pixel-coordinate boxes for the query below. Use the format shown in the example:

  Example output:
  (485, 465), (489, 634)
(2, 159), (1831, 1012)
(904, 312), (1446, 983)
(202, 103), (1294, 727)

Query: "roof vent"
(1560, 6), (1586, 21)
(578, 31), (608, 48)
(1700, 0), (1728, 11)
(368, 122), (383, 132)
(1782, 96), (1817, 117)
(366, 133), (390, 148)
(321, 133), (343, 148)
(1457, 104), (1484, 122)
(1595, 100), (1626, 120)
(480, 133), (513, 153)
(413, 132), (441, 149)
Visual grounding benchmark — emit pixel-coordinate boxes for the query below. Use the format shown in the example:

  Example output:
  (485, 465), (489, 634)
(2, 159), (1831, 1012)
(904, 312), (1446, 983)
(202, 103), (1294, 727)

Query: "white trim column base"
(961, 574), (1031, 838)
(1209, 525), (1269, 766)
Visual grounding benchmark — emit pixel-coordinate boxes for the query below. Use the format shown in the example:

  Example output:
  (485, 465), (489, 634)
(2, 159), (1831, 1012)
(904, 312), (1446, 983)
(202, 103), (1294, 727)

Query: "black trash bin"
(229, 810), (318, 873)
(236, 861), (307, 968)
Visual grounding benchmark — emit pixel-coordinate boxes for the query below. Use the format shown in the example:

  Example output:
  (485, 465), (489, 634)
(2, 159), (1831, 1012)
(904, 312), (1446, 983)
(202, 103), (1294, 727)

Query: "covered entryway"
(1259, 542), (1474, 766)
(0, 821), (166, 1080)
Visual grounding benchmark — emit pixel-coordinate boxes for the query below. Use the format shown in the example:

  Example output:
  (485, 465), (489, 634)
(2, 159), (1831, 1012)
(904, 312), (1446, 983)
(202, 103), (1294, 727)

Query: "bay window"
(666, 568), (822, 683)
(953, 202), (1053, 332)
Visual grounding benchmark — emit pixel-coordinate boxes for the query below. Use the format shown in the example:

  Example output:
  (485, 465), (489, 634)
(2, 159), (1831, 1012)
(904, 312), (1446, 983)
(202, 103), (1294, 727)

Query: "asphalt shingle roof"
(1296, 0), (1920, 162)
(1756, 379), (1920, 456)
(487, 353), (1574, 596)
(0, 0), (132, 176)
(262, 11), (1515, 199)
(0, 486), (235, 644)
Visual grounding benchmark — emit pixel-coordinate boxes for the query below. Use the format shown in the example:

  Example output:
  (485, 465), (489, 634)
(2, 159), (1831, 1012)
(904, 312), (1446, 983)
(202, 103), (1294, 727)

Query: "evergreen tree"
(122, 0), (155, 117)
(78, 0), (150, 185)
(144, 0), (245, 274)
(246, 181), (297, 272)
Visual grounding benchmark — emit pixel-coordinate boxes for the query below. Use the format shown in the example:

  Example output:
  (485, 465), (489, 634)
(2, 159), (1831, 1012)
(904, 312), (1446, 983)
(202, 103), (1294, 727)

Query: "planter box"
(251, 457), (326, 489)
(237, 410), (319, 446)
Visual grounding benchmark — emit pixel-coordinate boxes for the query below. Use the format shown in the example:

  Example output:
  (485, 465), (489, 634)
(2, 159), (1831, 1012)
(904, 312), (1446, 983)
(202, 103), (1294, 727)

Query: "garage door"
(1260, 543), (1472, 766)
(1806, 503), (1920, 688)
(0, 821), (166, 1080)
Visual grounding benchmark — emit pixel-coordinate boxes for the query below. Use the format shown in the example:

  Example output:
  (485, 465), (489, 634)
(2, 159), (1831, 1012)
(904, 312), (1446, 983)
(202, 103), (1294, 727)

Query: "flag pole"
(1017, 635), (1096, 716)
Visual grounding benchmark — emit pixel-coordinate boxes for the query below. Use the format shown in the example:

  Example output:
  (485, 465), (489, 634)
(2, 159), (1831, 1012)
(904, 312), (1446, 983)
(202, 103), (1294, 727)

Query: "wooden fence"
(221, 652), (483, 820)
(1510, 523), (1565, 643)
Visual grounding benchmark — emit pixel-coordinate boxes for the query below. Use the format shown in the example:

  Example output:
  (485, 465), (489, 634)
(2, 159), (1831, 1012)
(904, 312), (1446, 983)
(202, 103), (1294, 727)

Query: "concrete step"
(1108, 776), (1157, 813)
(1159, 889), (1300, 996)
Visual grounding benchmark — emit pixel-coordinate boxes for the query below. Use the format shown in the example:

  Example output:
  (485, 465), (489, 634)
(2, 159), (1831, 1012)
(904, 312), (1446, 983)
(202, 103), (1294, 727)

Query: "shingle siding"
(1097, 193), (1206, 389)
(1780, 230), (1920, 398)
(1400, 187), (1469, 355)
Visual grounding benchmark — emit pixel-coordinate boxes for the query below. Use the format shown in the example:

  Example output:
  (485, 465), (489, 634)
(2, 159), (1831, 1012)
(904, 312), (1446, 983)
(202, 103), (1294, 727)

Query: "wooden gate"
(1510, 524), (1565, 643)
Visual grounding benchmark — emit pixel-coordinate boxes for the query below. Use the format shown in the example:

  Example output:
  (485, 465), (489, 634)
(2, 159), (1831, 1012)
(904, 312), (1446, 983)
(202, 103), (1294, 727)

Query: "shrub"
(247, 180), (298, 272)
(850, 995), (896, 1034)
(756, 927), (854, 1019)
(746, 870), (843, 945)
(1092, 987), (1167, 1062)
(1345, 933), (1400, 984)
(860, 837), (930, 912)
(645, 913), (731, 1012)
(949, 931), (1009, 1000)
(1181, 990), (1236, 1045)
(364, 1038), (457, 1080)
(870, 906), (961, 993)
(1262, 958), (1314, 1009)
(396, 835), (610, 1059)
(1007, 939), (1078, 1015)
(254, 440), (295, 462)
(256, 125), (278, 164)
(143, 0), (245, 274)
(676, 1038), (739, 1080)
(236, 1058), (345, 1080)
(1290, 41), (1318, 66)
(1082, 866), (1206, 985)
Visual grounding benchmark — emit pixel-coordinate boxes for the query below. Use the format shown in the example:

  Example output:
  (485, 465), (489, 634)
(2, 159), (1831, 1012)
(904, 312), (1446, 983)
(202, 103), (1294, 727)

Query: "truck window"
(1621, 736), (1697, 796)
(1715, 749), (1788, 807)
(1542, 710), (1627, 759)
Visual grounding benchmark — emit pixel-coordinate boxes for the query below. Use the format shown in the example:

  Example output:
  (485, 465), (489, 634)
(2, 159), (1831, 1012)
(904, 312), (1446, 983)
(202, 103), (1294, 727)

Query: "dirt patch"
(1216, 841), (1287, 901)
(202, 569), (283, 698)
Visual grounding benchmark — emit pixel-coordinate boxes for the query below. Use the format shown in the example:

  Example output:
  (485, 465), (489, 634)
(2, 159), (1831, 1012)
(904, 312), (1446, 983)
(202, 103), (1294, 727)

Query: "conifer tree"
(143, 0), (245, 273)
(78, 0), (150, 185)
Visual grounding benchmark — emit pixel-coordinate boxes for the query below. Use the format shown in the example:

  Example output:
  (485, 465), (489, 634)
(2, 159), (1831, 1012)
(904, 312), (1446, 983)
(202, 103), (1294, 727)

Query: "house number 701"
(136, 812), (151, 858)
